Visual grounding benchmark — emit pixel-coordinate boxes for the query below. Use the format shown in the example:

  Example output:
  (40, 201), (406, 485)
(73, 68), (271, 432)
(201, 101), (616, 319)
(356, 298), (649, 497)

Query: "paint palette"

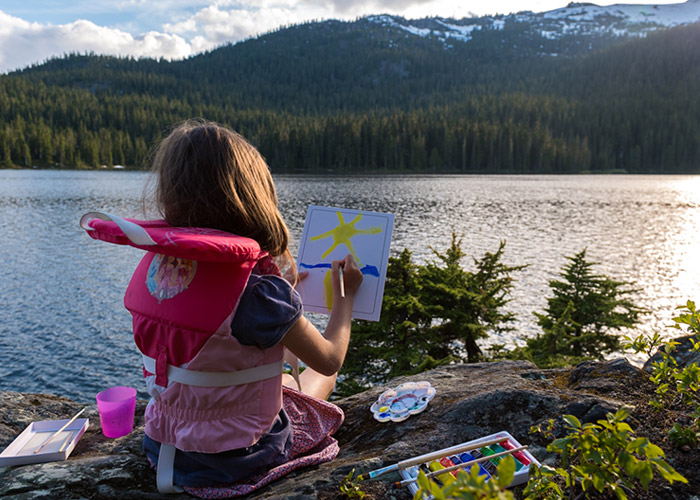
(370, 381), (436, 422)
(399, 431), (540, 497)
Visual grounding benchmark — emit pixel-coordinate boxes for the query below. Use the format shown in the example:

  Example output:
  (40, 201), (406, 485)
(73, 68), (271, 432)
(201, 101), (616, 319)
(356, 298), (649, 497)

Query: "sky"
(0, 0), (682, 73)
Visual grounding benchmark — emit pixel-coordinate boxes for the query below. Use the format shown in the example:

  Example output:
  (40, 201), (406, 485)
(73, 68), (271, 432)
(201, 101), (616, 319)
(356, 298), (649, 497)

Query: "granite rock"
(0, 359), (678, 499)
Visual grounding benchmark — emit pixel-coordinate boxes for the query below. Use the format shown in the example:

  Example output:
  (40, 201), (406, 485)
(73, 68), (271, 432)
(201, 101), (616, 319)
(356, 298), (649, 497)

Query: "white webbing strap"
(79, 211), (157, 246)
(142, 355), (283, 387)
(157, 444), (184, 494)
(148, 358), (282, 494)
(284, 348), (303, 392)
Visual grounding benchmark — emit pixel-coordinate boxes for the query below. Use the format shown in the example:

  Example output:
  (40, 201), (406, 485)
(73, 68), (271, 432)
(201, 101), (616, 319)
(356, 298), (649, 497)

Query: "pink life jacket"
(80, 212), (286, 454)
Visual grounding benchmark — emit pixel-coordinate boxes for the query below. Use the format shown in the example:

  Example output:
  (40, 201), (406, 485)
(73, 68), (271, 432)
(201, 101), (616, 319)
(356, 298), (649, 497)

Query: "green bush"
(525, 408), (686, 500)
(624, 300), (700, 447)
(413, 408), (686, 500)
(338, 468), (367, 499)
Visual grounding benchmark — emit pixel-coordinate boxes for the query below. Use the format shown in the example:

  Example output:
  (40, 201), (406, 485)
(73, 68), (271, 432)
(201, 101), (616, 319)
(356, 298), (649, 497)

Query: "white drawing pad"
(296, 206), (394, 321)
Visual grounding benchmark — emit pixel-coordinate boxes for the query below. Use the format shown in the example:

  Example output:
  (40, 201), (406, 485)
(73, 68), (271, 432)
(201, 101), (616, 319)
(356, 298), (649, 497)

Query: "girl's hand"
(333, 254), (363, 299)
(283, 268), (308, 286)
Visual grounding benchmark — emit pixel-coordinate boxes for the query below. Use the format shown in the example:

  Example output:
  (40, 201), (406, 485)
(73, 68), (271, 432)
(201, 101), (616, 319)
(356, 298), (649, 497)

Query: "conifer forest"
(1, 19), (698, 173)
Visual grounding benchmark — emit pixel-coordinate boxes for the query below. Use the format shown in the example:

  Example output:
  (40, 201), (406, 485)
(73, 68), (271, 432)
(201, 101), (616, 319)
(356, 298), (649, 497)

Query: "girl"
(83, 119), (362, 496)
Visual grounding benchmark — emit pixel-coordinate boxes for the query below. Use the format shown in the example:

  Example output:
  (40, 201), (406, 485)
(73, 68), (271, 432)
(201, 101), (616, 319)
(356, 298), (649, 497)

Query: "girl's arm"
(281, 254), (363, 376)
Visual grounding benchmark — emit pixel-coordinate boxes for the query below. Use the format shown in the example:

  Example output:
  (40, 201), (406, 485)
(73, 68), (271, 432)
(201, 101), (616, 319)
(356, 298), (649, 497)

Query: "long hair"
(149, 120), (291, 264)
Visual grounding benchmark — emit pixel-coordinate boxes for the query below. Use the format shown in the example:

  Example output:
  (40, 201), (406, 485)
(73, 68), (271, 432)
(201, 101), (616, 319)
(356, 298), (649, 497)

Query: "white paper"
(296, 206), (394, 321)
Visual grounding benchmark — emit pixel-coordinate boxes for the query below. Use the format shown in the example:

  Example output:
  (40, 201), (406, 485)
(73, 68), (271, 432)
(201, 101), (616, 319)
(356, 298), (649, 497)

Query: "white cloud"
(163, 2), (329, 44)
(156, 0), (520, 49)
(0, 9), (193, 73)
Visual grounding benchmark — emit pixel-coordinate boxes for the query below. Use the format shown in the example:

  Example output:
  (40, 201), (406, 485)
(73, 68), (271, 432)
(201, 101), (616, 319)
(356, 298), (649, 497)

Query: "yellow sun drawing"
(311, 211), (383, 312)
(310, 212), (382, 265)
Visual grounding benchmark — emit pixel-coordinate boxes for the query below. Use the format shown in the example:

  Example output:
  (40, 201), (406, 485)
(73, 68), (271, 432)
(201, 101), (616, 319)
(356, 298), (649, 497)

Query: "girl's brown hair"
(149, 120), (291, 261)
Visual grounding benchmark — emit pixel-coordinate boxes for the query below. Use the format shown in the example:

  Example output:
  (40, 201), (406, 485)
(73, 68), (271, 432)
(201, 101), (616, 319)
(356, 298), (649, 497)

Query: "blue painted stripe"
(300, 263), (380, 277)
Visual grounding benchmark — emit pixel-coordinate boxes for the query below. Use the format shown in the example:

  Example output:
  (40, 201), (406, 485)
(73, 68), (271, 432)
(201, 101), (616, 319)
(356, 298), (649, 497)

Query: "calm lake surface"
(1, 170), (699, 402)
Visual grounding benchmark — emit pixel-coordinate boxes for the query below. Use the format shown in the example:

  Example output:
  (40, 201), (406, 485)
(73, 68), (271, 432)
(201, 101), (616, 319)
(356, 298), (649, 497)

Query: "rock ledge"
(1, 360), (695, 499)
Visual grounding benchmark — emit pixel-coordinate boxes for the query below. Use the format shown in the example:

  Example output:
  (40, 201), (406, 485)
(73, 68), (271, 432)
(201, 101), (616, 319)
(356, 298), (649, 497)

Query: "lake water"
(1, 170), (699, 402)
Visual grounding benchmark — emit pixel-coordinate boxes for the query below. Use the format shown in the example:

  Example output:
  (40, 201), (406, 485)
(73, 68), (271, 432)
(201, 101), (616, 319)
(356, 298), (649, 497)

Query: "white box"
(399, 431), (540, 496)
(0, 418), (89, 467)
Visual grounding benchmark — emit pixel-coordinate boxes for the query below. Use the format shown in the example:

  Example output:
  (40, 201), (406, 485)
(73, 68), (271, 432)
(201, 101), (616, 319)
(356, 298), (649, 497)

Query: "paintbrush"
(338, 266), (345, 297)
(391, 445), (529, 488)
(58, 431), (76, 453)
(33, 407), (87, 454)
(357, 436), (509, 481)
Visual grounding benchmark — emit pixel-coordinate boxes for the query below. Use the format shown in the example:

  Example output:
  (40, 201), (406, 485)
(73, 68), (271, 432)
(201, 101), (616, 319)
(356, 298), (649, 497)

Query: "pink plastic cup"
(96, 386), (137, 438)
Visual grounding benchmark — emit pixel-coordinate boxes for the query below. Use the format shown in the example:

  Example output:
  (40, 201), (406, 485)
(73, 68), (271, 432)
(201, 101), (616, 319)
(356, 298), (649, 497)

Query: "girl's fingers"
(340, 255), (363, 294)
(284, 269), (308, 285)
(344, 254), (359, 270)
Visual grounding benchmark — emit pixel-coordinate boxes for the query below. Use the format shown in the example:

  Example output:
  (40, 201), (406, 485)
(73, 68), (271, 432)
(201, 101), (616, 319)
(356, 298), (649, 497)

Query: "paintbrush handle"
(34, 407), (86, 454)
(395, 436), (508, 470)
(338, 266), (345, 297)
(364, 463), (399, 480)
(58, 430), (76, 453)
(361, 436), (511, 481)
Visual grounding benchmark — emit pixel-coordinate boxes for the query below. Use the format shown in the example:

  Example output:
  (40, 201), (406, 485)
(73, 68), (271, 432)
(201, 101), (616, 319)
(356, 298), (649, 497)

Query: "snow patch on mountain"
(435, 20), (482, 42)
(544, 1), (700, 26)
(368, 1), (700, 45)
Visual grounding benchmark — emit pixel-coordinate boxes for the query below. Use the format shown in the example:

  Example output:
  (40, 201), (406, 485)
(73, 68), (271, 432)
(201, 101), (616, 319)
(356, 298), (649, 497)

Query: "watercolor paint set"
(398, 431), (539, 496)
(0, 417), (89, 467)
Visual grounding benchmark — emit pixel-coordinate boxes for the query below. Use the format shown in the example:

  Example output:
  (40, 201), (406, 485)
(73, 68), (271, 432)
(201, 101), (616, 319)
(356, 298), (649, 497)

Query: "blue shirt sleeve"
(231, 274), (303, 348)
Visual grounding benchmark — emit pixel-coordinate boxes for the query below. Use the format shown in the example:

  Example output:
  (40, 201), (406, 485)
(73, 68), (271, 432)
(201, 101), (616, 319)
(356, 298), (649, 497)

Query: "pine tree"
(419, 237), (523, 362)
(533, 249), (645, 357)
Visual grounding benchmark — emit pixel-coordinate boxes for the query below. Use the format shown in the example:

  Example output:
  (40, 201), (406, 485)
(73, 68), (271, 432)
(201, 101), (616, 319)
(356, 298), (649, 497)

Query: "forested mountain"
(1, 2), (699, 173)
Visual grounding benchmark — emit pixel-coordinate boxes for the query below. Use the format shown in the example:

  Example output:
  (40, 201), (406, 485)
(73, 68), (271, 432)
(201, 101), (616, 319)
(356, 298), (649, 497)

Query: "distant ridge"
(364, 0), (700, 53)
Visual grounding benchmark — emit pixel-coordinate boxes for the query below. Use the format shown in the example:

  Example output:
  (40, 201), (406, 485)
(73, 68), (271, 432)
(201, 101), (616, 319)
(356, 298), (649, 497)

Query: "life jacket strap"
(79, 211), (156, 246)
(142, 355), (283, 388)
(156, 444), (184, 494)
(283, 348), (303, 392)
